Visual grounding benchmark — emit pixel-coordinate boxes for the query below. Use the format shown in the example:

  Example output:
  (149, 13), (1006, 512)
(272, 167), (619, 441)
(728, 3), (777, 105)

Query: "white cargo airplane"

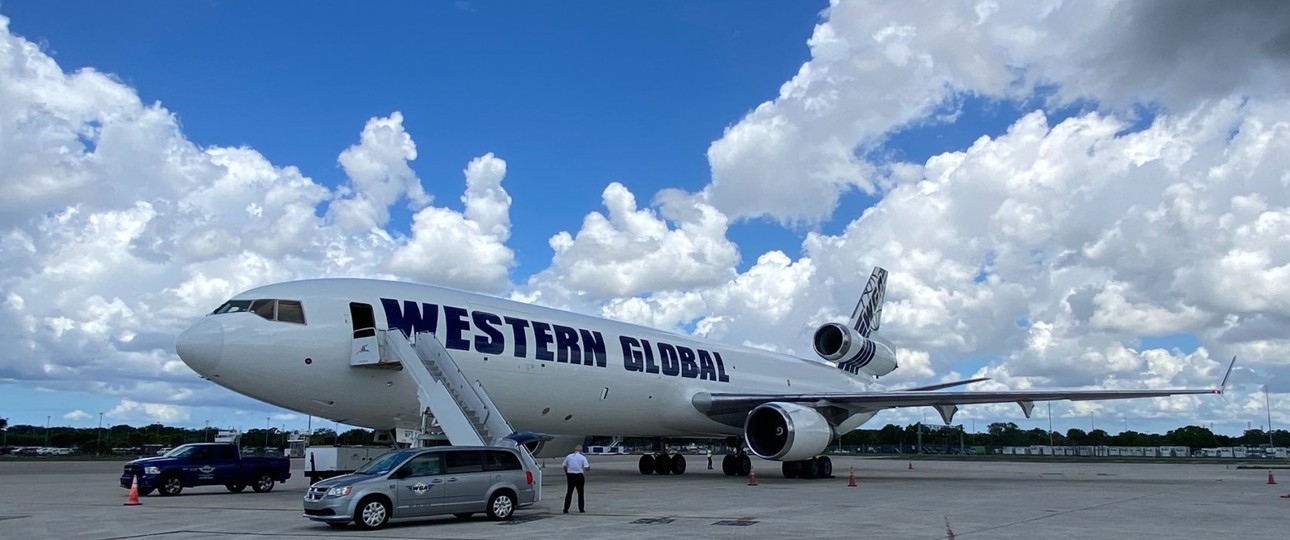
(176, 268), (1226, 479)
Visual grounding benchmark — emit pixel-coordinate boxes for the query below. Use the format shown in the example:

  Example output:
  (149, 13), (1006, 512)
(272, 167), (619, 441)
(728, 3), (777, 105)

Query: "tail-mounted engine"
(813, 322), (898, 377)
(743, 402), (834, 461)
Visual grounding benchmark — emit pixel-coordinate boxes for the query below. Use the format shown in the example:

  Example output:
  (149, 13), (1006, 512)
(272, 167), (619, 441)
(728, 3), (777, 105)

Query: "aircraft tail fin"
(848, 267), (887, 338)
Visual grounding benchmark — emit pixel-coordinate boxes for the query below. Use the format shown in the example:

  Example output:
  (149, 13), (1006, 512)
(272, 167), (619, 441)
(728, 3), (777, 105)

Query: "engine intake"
(743, 402), (833, 461)
(812, 323), (898, 377)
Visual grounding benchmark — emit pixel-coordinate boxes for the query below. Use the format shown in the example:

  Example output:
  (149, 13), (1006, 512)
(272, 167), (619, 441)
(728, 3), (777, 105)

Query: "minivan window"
(355, 450), (414, 475)
(485, 450), (522, 471)
(398, 453), (443, 478)
(444, 450), (484, 474)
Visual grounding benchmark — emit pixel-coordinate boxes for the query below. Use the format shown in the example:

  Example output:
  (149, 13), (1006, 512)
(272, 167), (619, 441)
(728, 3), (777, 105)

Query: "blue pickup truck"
(119, 442), (292, 497)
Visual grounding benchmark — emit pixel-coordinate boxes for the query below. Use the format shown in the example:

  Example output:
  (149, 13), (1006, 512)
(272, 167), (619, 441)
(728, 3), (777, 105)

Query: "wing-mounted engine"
(743, 402), (834, 461)
(813, 322), (898, 377)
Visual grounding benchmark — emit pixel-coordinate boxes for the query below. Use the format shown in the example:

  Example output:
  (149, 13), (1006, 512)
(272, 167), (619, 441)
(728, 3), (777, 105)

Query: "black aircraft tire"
(653, 453), (672, 475)
(819, 456), (833, 478)
(737, 455), (752, 477)
(802, 458), (820, 479)
(638, 454), (655, 475)
(671, 454), (686, 475)
(782, 460), (798, 479)
(722, 455), (736, 476)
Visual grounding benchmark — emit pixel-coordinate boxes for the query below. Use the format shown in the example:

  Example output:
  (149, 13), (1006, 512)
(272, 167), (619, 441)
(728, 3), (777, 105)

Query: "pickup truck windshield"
(163, 445), (200, 458)
(355, 450), (415, 475)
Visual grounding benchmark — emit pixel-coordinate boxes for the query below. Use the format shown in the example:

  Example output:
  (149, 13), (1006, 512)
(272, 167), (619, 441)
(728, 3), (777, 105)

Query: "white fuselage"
(178, 279), (883, 438)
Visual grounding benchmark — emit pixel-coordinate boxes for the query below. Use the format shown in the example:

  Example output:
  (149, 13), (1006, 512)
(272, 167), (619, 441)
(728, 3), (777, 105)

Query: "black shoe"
(579, 510), (585, 513)
(563, 509), (569, 514)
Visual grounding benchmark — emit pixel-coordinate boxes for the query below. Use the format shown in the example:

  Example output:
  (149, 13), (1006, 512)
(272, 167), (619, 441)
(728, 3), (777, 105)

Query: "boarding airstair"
(365, 329), (542, 499)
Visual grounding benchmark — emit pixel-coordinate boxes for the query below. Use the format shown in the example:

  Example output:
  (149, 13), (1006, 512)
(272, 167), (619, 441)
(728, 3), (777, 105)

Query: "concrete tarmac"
(0, 455), (1284, 539)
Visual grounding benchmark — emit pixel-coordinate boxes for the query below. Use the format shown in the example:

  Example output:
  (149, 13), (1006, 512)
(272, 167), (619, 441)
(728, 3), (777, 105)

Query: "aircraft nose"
(176, 317), (224, 375)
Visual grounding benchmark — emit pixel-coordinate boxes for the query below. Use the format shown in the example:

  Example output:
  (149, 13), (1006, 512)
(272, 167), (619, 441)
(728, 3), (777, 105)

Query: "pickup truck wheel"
(486, 490), (516, 520)
(353, 496), (390, 530)
(225, 484), (246, 493)
(158, 474), (183, 497)
(251, 472), (275, 493)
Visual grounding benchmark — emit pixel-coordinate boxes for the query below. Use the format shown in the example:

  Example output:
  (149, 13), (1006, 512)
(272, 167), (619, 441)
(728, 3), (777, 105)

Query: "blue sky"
(2, 1), (1287, 438)
(6, 0), (827, 276)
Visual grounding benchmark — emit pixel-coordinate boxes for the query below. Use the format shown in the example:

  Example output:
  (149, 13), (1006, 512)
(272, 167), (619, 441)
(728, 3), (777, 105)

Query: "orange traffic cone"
(124, 475), (142, 506)
(847, 467), (857, 487)
(1269, 472), (1277, 485)
(747, 469), (758, 486)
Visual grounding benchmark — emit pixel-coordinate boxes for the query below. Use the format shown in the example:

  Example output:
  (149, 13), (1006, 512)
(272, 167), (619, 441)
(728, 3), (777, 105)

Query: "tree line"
(3, 417), (1287, 456)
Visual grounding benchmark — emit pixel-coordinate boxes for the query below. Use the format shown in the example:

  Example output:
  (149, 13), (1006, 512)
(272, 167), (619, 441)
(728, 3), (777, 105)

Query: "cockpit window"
(212, 299), (307, 325)
(276, 300), (306, 324)
(250, 299), (275, 320)
(213, 300), (253, 314)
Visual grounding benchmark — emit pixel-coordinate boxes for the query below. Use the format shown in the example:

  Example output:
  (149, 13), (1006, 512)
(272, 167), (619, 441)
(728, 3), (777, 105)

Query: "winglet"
(1217, 355), (1237, 395)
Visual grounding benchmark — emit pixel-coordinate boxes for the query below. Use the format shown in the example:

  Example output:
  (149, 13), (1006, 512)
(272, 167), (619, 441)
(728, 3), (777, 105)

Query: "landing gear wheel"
(353, 496), (390, 530)
(818, 456), (833, 478)
(159, 474), (183, 496)
(722, 454), (736, 476)
(737, 455), (752, 476)
(802, 458), (820, 479)
(671, 454), (687, 474)
(653, 453), (672, 475)
(782, 460), (799, 478)
(251, 472), (275, 493)
(638, 454), (655, 475)
(225, 484), (246, 493)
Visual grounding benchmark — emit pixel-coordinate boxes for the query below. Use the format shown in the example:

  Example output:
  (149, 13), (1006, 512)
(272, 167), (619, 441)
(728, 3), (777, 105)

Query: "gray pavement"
(0, 455), (1284, 539)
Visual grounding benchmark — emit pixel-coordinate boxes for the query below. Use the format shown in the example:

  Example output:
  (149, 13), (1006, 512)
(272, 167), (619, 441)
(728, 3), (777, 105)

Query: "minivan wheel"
(487, 491), (515, 520)
(353, 496), (390, 530)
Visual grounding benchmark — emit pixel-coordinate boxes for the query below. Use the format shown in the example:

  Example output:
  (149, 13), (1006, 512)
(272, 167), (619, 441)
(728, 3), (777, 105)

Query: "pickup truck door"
(187, 445), (240, 485)
(392, 453), (446, 517)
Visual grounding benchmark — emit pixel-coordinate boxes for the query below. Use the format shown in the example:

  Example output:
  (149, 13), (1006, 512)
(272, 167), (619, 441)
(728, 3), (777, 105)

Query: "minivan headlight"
(326, 486), (352, 497)
(144, 466), (161, 475)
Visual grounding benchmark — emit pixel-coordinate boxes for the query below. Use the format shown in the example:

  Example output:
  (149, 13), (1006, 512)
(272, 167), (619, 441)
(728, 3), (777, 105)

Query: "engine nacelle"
(812, 322), (898, 377)
(743, 402), (834, 461)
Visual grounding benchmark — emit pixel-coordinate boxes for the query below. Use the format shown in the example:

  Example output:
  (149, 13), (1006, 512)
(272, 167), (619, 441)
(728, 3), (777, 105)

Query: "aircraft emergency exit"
(176, 267), (1225, 479)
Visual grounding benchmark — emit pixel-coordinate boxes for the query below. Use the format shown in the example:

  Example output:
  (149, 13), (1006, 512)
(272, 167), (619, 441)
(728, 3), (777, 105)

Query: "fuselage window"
(213, 300), (253, 314)
(250, 299), (276, 320)
(276, 300), (306, 324)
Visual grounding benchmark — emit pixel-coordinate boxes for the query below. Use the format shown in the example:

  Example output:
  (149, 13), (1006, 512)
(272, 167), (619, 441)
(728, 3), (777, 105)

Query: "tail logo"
(850, 268), (887, 338)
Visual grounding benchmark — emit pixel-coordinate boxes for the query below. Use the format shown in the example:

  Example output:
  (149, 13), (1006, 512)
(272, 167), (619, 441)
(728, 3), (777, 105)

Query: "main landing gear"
(638, 452), (687, 475)
(720, 451), (752, 477)
(780, 456), (833, 479)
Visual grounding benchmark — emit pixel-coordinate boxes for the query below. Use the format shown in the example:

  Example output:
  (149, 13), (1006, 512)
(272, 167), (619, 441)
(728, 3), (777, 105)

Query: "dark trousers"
(563, 472), (585, 512)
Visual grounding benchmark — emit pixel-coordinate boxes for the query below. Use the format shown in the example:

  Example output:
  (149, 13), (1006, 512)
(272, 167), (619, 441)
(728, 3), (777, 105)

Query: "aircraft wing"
(691, 388), (1221, 424)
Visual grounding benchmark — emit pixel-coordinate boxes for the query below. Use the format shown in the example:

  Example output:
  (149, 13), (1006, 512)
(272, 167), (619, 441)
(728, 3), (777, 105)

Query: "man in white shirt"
(562, 445), (590, 513)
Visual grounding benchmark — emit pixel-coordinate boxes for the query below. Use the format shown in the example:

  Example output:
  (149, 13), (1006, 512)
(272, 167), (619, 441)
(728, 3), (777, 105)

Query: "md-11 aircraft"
(176, 267), (1225, 479)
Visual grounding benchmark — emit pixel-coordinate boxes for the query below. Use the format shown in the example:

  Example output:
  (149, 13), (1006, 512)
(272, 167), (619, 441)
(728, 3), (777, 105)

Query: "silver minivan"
(303, 446), (537, 529)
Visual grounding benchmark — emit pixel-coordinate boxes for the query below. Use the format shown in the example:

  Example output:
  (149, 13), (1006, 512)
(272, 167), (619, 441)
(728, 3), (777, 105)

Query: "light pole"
(96, 413), (104, 456)
(1266, 386), (1275, 448)
(265, 417), (271, 450)
(45, 415), (50, 447)
(1047, 402), (1054, 447)
(205, 420), (210, 442)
